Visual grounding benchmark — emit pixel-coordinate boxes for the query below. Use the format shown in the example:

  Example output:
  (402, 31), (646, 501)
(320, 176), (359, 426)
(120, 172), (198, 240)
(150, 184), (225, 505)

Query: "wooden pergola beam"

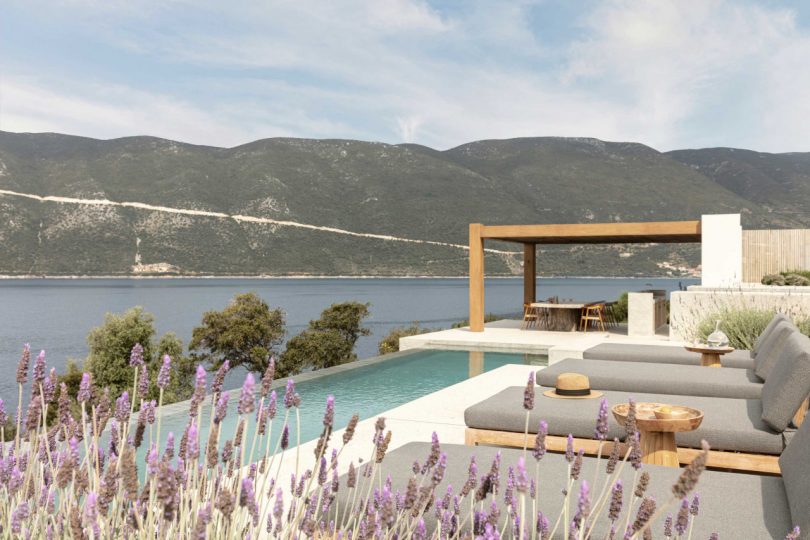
(468, 220), (702, 332)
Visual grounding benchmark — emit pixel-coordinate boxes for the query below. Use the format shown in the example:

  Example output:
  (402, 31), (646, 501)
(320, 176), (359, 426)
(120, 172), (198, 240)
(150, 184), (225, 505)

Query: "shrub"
(762, 273), (786, 286)
(377, 323), (433, 354)
(280, 301), (371, 375)
(697, 308), (810, 349)
(781, 269), (810, 281)
(190, 292), (286, 374)
(784, 273), (810, 286)
(612, 292), (629, 322)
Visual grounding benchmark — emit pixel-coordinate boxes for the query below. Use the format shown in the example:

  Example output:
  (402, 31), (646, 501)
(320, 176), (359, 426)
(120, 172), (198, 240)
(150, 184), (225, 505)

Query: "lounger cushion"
(760, 332), (810, 431)
(582, 343), (754, 369)
(753, 313), (791, 358)
(465, 387), (785, 454)
(754, 321), (798, 380)
(779, 411), (810, 536)
(370, 442), (794, 539)
(537, 358), (763, 399)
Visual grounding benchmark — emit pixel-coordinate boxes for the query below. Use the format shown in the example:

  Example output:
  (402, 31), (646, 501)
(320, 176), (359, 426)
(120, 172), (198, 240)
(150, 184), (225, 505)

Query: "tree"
(189, 293), (285, 373)
(311, 301), (371, 348)
(84, 307), (194, 404)
(85, 307), (156, 397)
(279, 301), (371, 374)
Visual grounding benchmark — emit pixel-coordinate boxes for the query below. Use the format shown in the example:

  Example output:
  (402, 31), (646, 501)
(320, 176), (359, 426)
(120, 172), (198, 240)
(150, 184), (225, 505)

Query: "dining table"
(522, 300), (605, 331)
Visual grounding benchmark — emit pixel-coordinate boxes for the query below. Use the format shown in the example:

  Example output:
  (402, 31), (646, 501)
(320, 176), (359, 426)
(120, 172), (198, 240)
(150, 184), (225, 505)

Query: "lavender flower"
(261, 357), (275, 398)
(78, 372), (92, 403)
(674, 499), (690, 536)
(16, 343), (30, 384)
(130, 343), (144, 367)
(573, 480), (590, 529)
(663, 514), (673, 538)
(33, 350), (46, 385)
(628, 431), (642, 470)
(238, 373), (256, 415)
(189, 364), (207, 416)
(211, 360), (229, 399)
(214, 392), (229, 424)
(672, 440), (710, 498)
(0, 398), (7, 426)
(283, 379), (296, 409)
(595, 397), (609, 440)
(785, 526), (801, 540)
(11, 501), (29, 534)
(571, 449), (584, 480)
(690, 493), (700, 516)
(565, 434), (575, 462)
(608, 480), (623, 522)
(267, 390), (277, 420)
(157, 354), (172, 389)
(280, 425), (289, 450)
(187, 422), (199, 461)
(323, 395), (335, 428)
(114, 391), (131, 424)
(43, 368), (56, 403)
(523, 372), (535, 410)
(164, 432), (175, 460)
(138, 364), (149, 400)
(515, 456), (528, 493)
(533, 420), (548, 461)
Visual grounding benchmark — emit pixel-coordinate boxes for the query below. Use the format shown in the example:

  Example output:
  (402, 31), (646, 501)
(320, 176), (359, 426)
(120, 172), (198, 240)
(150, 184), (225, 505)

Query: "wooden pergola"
(468, 220), (702, 331)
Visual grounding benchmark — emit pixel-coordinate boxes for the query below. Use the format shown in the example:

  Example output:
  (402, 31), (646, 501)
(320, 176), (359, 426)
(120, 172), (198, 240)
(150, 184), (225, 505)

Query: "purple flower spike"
(11, 501), (29, 534)
(115, 392), (131, 424)
(533, 420), (548, 461)
(690, 493), (700, 516)
(138, 364), (149, 400)
(280, 425), (290, 450)
(78, 372), (92, 403)
(214, 392), (229, 424)
(267, 390), (277, 420)
(16, 343), (31, 384)
(595, 398), (609, 440)
(523, 372), (535, 410)
(238, 373), (256, 415)
(785, 526), (801, 540)
(33, 350), (46, 384)
(0, 398), (6, 425)
(565, 434), (575, 462)
(187, 421), (199, 461)
(515, 456), (528, 493)
(129, 343), (144, 367)
(284, 379), (296, 409)
(323, 395), (335, 428)
(157, 354), (172, 389)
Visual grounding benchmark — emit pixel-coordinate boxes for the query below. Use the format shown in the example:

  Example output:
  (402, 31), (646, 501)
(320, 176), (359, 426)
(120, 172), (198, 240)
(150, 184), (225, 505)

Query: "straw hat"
(542, 372), (603, 399)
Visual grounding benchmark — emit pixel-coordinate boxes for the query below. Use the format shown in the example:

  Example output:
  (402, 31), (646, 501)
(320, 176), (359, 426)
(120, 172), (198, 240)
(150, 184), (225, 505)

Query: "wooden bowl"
(612, 402), (703, 433)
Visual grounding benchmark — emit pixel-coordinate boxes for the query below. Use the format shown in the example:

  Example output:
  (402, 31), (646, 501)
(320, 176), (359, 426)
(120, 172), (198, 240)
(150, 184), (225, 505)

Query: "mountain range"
(0, 130), (807, 277)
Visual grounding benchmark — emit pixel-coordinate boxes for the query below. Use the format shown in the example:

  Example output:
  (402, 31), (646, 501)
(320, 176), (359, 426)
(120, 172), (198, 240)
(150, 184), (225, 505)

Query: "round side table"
(684, 345), (735, 367)
(613, 402), (704, 467)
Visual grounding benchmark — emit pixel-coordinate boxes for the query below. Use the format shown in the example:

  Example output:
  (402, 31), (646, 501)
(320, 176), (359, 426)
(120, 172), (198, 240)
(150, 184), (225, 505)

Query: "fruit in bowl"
(653, 405), (688, 419)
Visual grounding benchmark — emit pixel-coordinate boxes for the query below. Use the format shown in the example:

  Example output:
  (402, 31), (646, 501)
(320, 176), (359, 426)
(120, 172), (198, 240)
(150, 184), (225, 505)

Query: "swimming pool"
(151, 349), (545, 461)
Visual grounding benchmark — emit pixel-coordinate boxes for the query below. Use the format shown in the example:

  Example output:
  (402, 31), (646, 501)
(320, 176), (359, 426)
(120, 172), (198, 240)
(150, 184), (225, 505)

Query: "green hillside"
(0, 131), (801, 277)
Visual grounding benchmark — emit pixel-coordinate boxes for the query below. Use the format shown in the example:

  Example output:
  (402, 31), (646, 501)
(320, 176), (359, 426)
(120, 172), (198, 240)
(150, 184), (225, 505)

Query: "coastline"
(0, 274), (698, 280)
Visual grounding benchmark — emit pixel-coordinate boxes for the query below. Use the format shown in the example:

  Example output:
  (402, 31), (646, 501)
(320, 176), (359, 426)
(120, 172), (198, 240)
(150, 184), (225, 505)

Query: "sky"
(1, 0), (810, 152)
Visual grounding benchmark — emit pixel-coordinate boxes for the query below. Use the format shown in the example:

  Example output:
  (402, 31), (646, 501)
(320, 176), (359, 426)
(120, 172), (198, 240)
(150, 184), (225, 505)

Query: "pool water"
(149, 349), (544, 463)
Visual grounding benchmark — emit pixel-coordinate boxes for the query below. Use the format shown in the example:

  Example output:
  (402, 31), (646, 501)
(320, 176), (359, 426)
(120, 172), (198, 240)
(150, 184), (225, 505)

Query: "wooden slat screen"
(742, 229), (810, 283)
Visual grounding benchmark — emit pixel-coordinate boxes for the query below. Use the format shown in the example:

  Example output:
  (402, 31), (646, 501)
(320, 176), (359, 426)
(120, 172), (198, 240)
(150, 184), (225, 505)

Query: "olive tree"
(189, 292), (285, 374)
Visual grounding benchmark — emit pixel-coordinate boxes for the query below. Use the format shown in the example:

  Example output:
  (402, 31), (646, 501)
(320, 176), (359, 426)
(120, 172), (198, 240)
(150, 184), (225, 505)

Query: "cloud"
(1, 0), (809, 151)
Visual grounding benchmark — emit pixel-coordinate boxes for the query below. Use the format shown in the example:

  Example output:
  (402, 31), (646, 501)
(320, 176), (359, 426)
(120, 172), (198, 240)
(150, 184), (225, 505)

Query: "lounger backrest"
(779, 403), (810, 537)
(752, 313), (790, 358)
(754, 321), (799, 380)
(761, 331), (810, 432)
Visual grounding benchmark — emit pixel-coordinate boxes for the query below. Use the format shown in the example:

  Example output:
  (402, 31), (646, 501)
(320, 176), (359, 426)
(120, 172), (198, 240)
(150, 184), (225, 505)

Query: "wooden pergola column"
(523, 243), (536, 306)
(469, 223), (485, 332)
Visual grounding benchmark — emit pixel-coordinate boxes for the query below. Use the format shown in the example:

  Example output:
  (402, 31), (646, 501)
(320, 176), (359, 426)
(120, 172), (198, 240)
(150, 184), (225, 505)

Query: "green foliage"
(83, 307), (194, 406)
(189, 293), (285, 374)
(452, 313), (504, 329)
(697, 308), (810, 350)
(762, 274), (786, 286)
(149, 332), (196, 403)
(378, 323), (433, 355)
(280, 301), (371, 375)
(85, 307), (156, 398)
(763, 272), (810, 286)
(780, 270), (810, 280)
(612, 292), (629, 322)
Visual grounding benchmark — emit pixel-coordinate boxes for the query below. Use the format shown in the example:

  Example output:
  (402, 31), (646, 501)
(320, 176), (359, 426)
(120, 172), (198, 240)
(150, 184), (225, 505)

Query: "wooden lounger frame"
(464, 428), (781, 475)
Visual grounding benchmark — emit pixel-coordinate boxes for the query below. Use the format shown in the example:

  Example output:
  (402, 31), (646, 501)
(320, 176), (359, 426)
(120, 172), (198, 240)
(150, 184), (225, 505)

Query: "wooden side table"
(684, 345), (735, 367)
(612, 402), (704, 467)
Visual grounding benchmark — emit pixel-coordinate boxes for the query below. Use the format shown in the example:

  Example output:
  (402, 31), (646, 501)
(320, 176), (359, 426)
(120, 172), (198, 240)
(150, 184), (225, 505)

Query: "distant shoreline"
(0, 274), (698, 280)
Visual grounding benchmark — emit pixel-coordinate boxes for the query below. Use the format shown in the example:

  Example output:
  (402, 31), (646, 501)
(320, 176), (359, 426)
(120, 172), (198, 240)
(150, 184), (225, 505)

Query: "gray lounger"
(538, 358), (764, 399)
(466, 331), (810, 474)
(582, 313), (793, 369)
(374, 418), (809, 538)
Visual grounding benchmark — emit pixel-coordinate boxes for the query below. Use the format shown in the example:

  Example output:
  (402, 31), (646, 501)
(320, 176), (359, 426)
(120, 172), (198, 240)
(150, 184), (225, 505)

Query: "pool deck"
(400, 318), (680, 363)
